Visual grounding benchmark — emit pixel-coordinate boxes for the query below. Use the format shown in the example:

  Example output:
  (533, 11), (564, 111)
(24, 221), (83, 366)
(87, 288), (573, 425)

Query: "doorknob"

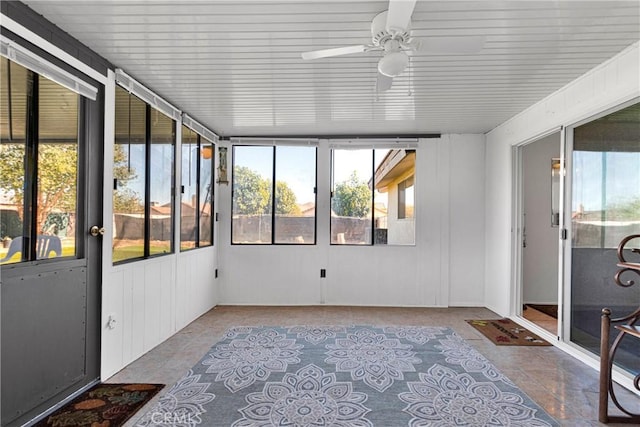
(89, 225), (105, 237)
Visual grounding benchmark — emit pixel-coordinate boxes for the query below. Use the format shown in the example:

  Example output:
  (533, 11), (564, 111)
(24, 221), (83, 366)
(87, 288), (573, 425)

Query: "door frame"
(510, 126), (564, 336)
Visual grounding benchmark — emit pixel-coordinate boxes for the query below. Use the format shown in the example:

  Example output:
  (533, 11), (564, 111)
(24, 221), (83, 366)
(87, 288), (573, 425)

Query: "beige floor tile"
(105, 305), (639, 426)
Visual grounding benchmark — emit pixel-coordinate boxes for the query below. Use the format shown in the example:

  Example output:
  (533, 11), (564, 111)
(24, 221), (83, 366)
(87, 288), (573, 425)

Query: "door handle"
(89, 225), (105, 237)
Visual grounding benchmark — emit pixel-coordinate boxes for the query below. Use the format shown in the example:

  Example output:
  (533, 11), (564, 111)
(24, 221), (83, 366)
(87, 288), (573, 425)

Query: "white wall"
(449, 135), (487, 306)
(522, 133), (560, 305)
(485, 42), (640, 316)
(219, 135), (486, 308)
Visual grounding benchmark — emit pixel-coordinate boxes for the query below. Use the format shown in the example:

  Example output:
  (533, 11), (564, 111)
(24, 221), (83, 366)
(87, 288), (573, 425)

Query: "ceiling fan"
(301, 0), (485, 92)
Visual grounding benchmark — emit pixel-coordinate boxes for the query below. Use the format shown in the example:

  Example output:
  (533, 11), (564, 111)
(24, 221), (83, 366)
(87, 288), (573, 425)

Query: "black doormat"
(525, 304), (558, 319)
(34, 383), (163, 427)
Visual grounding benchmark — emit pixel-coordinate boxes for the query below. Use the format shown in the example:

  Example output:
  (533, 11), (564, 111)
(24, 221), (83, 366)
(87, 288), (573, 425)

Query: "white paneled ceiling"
(23, 1), (640, 137)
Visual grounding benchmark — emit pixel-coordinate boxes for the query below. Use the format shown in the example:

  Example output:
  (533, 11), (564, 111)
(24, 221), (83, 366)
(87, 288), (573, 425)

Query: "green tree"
(333, 171), (371, 217)
(0, 143), (25, 216)
(233, 166), (271, 214)
(275, 181), (301, 215)
(0, 142), (142, 235)
(0, 143), (78, 232)
(233, 166), (300, 215)
(113, 144), (143, 213)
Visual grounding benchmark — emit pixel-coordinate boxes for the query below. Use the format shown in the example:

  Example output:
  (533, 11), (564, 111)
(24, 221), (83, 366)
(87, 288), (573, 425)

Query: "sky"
(117, 144), (391, 207)
(234, 146), (392, 206)
(234, 145), (316, 204)
(572, 151), (640, 212)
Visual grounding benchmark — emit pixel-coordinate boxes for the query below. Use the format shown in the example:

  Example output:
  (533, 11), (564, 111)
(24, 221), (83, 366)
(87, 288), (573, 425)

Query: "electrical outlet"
(320, 269), (326, 278)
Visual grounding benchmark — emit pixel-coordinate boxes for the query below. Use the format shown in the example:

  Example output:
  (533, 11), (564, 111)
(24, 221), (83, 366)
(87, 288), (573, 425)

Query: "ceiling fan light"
(378, 50), (408, 77)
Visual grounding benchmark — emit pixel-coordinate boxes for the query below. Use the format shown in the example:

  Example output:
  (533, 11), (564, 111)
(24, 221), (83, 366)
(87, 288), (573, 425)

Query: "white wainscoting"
(101, 249), (217, 379)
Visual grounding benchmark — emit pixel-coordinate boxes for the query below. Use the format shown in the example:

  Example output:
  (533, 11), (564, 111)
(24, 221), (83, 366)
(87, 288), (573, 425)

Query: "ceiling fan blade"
(417, 36), (486, 54)
(301, 45), (367, 60)
(376, 72), (394, 92)
(386, 0), (417, 34)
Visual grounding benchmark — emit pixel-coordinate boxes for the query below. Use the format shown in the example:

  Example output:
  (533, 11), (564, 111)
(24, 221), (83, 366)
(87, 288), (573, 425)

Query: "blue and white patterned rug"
(135, 325), (558, 426)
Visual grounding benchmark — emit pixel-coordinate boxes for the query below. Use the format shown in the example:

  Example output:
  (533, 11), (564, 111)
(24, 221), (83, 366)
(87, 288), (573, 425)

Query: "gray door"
(0, 59), (103, 426)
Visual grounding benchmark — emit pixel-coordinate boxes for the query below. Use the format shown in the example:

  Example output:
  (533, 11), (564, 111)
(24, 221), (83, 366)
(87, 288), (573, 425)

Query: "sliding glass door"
(567, 101), (640, 373)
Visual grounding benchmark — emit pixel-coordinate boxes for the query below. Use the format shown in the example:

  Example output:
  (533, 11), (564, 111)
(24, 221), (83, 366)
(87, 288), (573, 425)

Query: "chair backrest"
(0, 238), (22, 263)
(36, 235), (62, 259)
(0, 235), (62, 262)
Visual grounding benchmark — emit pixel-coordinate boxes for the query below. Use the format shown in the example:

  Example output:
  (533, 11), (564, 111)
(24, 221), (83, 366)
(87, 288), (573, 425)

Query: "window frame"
(330, 147), (417, 246)
(397, 174), (415, 220)
(231, 144), (318, 245)
(112, 85), (176, 265)
(0, 59), (83, 265)
(179, 125), (214, 252)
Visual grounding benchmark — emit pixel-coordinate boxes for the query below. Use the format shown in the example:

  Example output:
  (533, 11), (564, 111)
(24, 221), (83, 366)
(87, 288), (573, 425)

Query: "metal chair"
(0, 235), (63, 263)
(599, 234), (640, 424)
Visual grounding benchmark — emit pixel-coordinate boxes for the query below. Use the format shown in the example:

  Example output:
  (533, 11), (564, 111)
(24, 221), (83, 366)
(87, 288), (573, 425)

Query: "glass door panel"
(569, 102), (640, 373)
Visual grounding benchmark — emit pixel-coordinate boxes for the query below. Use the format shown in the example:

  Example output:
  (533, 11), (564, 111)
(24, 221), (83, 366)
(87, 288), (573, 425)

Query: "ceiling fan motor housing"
(371, 11), (411, 47)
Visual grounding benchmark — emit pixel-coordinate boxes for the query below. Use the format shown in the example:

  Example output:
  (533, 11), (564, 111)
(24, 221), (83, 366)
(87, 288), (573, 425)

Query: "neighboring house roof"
(153, 201), (212, 216)
(372, 149), (416, 192)
(0, 204), (19, 212)
(373, 202), (387, 218)
(298, 202), (316, 217)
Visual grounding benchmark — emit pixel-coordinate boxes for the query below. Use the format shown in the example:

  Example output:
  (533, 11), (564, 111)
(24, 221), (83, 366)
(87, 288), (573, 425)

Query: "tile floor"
(108, 306), (639, 426)
(523, 305), (558, 335)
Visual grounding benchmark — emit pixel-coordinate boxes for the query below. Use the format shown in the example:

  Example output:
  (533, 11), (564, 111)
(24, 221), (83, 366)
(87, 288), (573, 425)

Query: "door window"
(0, 58), (79, 264)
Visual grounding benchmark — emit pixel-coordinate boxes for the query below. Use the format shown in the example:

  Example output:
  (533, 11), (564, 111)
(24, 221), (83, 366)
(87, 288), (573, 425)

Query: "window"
(331, 148), (416, 245)
(398, 175), (415, 219)
(113, 86), (176, 263)
(0, 58), (79, 264)
(232, 145), (316, 244)
(180, 125), (214, 250)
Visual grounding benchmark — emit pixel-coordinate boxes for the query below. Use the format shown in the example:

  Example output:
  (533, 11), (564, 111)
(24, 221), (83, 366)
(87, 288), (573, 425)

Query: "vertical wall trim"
(558, 126), (568, 342)
(143, 105), (151, 257)
(173, 115), (183, 333)
(438, 136), (451, 306)
(101, 69), (116, 379)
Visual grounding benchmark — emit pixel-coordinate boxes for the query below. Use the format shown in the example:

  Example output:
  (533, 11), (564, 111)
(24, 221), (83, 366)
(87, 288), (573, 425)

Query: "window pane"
(0, 59), (28, 264)
(373, 149), (416, 245)
(232, 146), (273, 244)
(199, 138), (214, 246)
(113, 89), (146, 262)
(570, 102), (640, 374)
(274, 146), (316, 244)
(149, 107), (175, 255)
(37, 75), (78, 259)
(398, 176), (415, 219)
(180, 126), (198, 250)
(331, 149), (373, 245)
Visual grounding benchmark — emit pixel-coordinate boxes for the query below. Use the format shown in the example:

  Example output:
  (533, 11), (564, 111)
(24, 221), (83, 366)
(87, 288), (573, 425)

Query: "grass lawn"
(113, 244), (170, 263)
(1, 242), (170, 264)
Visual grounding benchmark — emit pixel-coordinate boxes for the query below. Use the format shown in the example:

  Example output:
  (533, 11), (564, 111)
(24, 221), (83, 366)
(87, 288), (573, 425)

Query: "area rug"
(134, 325), (558, 426)
(525, 304), (559, 319)
(467, 318), (552, 346)
(34, 383), (163, 427)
